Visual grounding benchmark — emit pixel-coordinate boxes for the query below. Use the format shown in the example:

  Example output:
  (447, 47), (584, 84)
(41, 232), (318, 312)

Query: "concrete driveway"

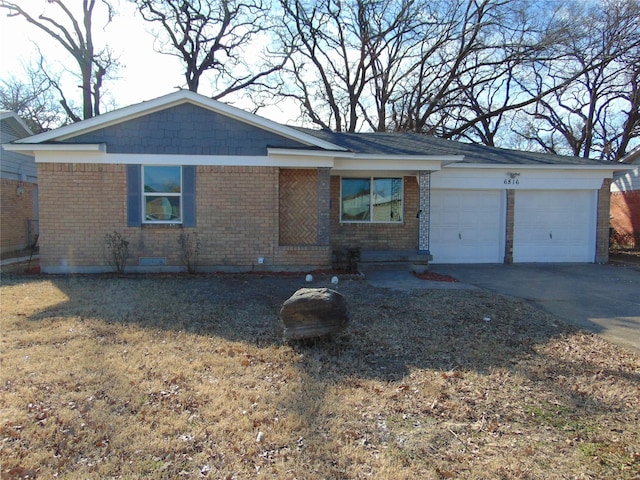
(430, 263), (640, 353)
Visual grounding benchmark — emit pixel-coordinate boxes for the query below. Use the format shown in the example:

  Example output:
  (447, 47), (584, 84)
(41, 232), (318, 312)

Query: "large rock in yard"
(280, 288), (349, 340)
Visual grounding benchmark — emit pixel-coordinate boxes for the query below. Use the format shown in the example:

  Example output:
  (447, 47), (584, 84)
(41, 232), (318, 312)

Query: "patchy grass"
(1, 273), (639, 479)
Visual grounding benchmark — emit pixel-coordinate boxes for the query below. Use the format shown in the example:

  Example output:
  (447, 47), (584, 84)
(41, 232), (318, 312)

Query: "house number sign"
(504, 172), (521, 185)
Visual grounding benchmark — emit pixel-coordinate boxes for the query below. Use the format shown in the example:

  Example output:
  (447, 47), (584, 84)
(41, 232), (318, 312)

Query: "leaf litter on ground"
(1, 273), (638, 479)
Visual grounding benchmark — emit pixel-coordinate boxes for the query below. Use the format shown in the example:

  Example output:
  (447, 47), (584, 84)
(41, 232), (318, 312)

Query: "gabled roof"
(0, 111), (33, 139)
(620, 145), (640, 165)
(298, 128), (615, 167)
(13, 90), (346, 152)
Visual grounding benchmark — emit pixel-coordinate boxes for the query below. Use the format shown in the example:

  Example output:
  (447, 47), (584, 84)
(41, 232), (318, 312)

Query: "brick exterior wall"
(610, 189), (640, 249)
(1, 178), (37, 254)
(37, 163), (127, 270)
(329, 175), (419, 251)
(38, 163), (330, 272)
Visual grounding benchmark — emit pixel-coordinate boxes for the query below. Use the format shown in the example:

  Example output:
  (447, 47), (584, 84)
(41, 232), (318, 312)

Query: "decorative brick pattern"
(418, 171), (430, 252)
(330, 175), (419, 251)
(0, 178), (37, 254)
(38, 163), (332, 272)
(279, 169), (318, 245)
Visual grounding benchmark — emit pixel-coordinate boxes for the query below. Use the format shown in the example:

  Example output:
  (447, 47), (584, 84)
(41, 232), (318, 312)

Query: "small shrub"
(332, 247), (360, 273)
(610, 230), (640, 251)
(103, 231), (129, 273)
(178, 231), (201, 273)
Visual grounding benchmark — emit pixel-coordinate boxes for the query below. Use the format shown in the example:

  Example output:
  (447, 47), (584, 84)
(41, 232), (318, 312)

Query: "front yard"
(1, 273), (638, 479)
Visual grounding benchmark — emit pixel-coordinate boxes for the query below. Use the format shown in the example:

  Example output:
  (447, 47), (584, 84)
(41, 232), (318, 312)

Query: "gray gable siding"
(1, 118), (37, 183)
(67, 103), (307, 155)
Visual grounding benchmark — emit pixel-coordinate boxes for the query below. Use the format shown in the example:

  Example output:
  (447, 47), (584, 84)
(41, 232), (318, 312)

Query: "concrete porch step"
(357, 250), (432, 274)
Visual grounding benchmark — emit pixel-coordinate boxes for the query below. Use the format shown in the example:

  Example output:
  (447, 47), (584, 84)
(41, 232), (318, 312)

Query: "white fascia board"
(4, 143), (105, 156)
(104, 154), (334, 167)
(269, 148), (463, 171)
(333, 157), (453, 172)
(14, 91), (347, 152)
(332, 170), (417, 177)
(444, 162), (633, 172)
(34, 151), (334, 167)
(350, 153), (461, 163)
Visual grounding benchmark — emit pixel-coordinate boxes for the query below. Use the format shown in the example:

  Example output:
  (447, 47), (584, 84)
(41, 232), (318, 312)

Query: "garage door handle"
(459, 233), (462, 240)
(549, 232), (552, 239)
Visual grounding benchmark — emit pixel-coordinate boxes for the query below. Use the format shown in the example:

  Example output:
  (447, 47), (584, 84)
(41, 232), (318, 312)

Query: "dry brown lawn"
(1, 273), (639, 479)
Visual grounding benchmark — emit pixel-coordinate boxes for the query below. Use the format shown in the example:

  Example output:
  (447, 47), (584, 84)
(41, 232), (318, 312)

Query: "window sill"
(141, 223), (183, 229)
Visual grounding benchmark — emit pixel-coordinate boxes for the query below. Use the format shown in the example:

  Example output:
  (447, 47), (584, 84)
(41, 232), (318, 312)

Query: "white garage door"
(513, 190), (596, 263)
(429, 190), (505, 263)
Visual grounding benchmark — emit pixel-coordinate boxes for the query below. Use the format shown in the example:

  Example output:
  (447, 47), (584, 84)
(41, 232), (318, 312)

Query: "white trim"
(3, 143), (106, 154)
(32, 151), (336, 167)
(431, 166), (614, 190)
(333, 157), (449, 172)
(269, 147), (462, 172)
(444, 162), (633, 172)
(12, 90), (347, 152)
(142, 165), (183, 225)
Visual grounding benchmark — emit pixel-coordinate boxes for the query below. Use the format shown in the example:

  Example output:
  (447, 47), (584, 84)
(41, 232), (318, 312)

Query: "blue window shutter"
(127, 165), (142, 227)
(182, 166), (196, 227)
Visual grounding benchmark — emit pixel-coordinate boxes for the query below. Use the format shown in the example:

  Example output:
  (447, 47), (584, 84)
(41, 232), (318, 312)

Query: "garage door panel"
(430, 190), (505, 264)
(513, 190), (595, 263)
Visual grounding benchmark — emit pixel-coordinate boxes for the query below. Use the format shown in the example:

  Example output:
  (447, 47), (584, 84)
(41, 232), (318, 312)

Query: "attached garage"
(513, 190), (596, 263)
(429, 189), (505, 263)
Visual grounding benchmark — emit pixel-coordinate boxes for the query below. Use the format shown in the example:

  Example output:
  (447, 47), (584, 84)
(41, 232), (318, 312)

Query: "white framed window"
(340, 177), (404, 223)
(142, 165), (182, 223)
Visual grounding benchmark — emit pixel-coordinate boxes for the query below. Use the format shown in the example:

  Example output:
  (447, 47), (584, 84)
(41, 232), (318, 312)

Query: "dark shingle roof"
(295, 128), (608, 166)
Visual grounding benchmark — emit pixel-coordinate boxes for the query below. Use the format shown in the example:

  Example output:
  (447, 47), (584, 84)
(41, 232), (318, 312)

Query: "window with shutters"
(127, 165), (196, 227)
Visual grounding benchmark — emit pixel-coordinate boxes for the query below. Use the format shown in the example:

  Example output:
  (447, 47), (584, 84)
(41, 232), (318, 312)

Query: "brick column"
(317, 168), (331, 246)
(504, 190), (515, 264)
(418, 171), (430, 254)
(595, 178), (611, 263)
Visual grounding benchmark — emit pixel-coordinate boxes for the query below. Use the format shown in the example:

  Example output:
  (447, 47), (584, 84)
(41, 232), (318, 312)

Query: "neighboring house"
(3, 91), (630, 273)
(0, 111), (36, 255)
(610, 146), (640, 249)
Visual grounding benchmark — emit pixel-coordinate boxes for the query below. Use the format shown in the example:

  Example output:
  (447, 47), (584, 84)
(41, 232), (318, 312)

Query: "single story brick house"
(3, 91), (631, 273)
(610, 146), (640, 249)
(0, 111), (37, 255)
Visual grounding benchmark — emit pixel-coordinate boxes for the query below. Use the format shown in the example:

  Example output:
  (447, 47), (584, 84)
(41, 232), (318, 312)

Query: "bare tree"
(0, 71), (67, 133)
(277, 0), (432, 132)
(0, 0), (119, 120)
(133, 0), (286, 99)
(512, 0), (640, 160)
(276, 0), (578, 136)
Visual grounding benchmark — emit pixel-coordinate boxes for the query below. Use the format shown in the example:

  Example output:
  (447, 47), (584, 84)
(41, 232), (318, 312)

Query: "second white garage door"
(513, 190), (596, 263)
(429, 189), (505, 263)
